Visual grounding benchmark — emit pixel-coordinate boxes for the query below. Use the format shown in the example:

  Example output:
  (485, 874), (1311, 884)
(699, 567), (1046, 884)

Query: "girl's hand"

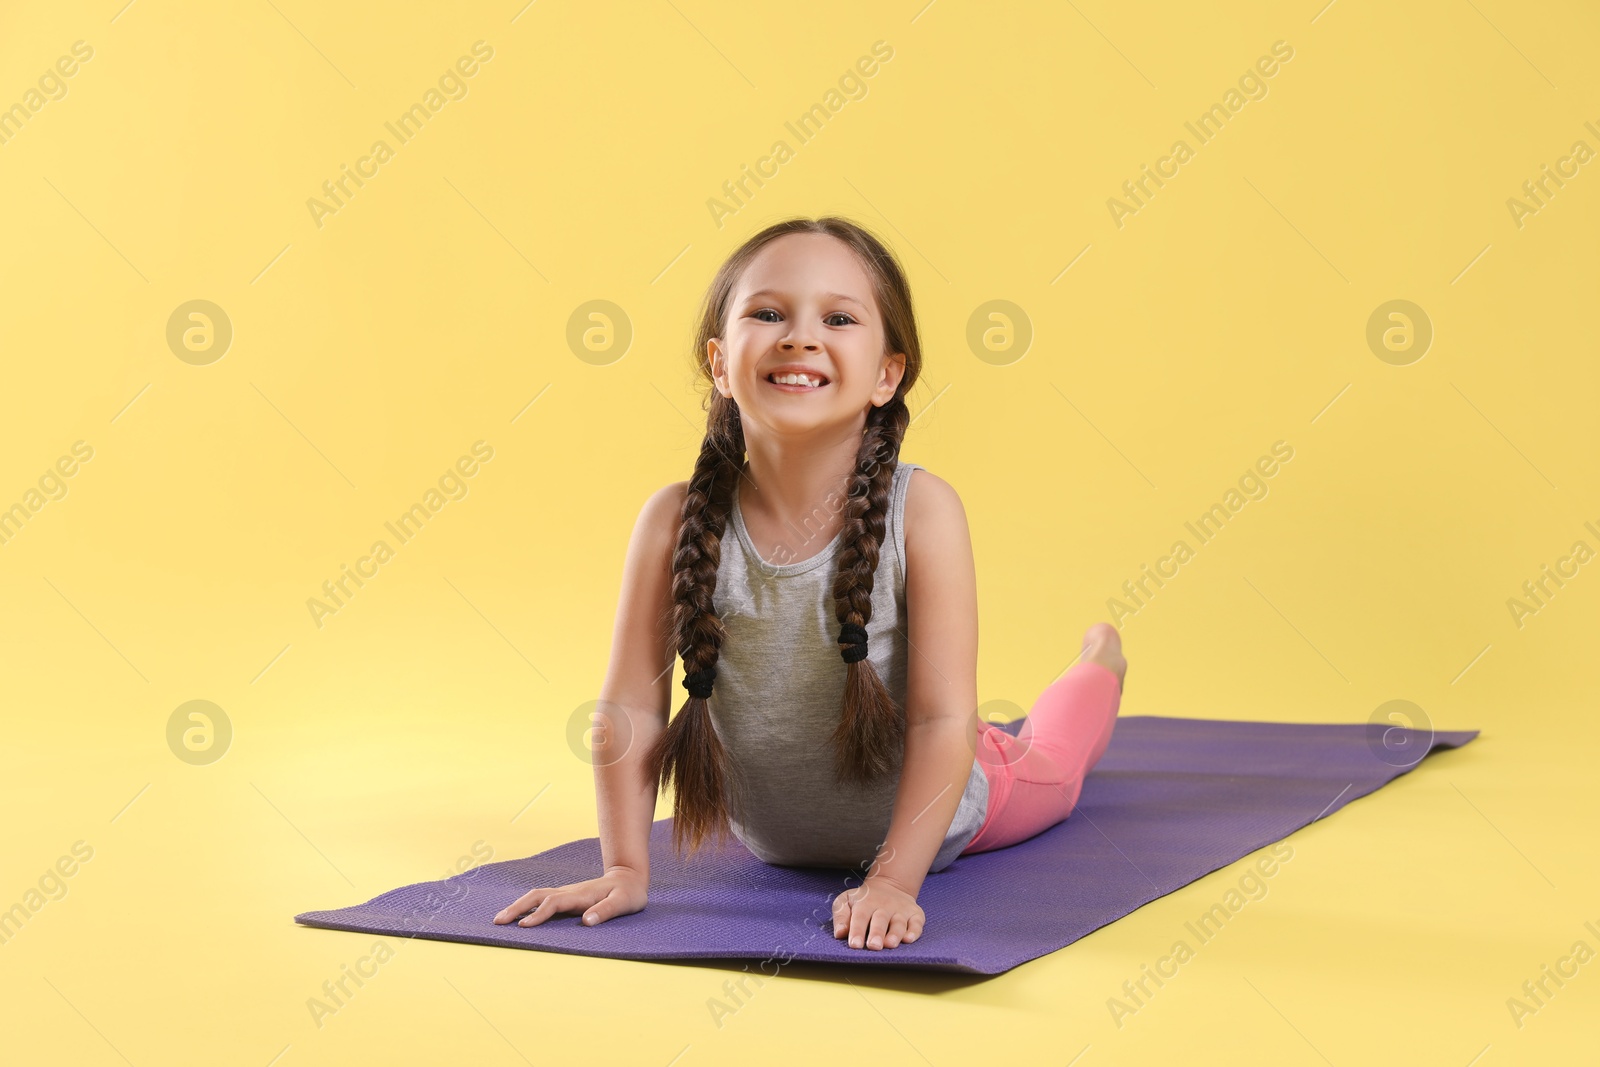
(493, 865), (648, 928)
(832, 875), (925, 950)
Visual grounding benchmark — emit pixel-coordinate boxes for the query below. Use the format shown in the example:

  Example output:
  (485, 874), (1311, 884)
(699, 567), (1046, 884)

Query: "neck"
(739, 425), (873, 553)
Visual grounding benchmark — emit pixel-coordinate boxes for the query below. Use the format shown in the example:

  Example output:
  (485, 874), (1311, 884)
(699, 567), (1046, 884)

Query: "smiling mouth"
(766, 373), (829, 389)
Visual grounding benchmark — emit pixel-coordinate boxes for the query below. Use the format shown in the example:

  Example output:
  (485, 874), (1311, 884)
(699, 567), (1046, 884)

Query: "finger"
(866, 909), (891, 950)
(492, 889), (544, 921)
(903, 913), (925, 943)
(848, 904), (874, 949)
(884, 913), (909, 948)
(581, 888), (619, 926)
(495, 888), (550, 924)
(832, 895), (851, 939)
(519, 890), (580, 927)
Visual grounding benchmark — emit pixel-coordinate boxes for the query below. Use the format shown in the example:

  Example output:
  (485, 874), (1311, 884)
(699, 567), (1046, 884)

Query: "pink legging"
(959, 661), (1122, 855)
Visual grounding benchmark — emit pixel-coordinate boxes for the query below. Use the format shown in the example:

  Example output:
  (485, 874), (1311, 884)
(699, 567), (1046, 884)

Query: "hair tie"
(683, 666), (716, 700)
(838, 622), (870, 664)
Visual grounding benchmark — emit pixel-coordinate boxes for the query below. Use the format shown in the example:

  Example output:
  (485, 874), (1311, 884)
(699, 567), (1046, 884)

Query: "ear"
(870, 351), (907, 407)
(708, 338), (733, 399)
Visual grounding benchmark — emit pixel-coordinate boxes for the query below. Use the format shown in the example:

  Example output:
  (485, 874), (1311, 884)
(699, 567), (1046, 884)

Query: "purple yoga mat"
(294, 715), (1478, 974)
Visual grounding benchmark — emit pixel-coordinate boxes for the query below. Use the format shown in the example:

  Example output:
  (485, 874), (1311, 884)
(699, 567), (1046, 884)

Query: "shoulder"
(643, 479), (690, 539)
(626, 480), (689, 567)
(650, 479), (691, 519)
(902, 465), (966, 526)
(902, 466), (970, 561)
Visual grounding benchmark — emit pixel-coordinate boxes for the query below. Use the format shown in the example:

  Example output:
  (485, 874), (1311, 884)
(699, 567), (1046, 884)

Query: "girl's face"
(709, 232), (904, 439)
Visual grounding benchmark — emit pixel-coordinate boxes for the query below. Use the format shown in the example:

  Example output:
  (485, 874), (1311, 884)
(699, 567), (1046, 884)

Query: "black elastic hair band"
(683, 666), (717, 700)
(838, 622), (870, 664)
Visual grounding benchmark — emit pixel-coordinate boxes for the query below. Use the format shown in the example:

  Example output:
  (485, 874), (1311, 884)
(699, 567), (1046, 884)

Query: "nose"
(778, 319), (821, 351)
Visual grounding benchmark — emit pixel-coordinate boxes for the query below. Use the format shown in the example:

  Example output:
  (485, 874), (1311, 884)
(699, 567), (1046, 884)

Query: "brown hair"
(642, 216), (925, 859)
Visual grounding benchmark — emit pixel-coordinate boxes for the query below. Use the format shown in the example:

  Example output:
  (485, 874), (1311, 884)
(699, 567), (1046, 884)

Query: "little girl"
(495, 217), (1126, 951)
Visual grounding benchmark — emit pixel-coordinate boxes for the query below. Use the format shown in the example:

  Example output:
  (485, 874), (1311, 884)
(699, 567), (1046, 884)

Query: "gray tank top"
(705, 459), (988, 872)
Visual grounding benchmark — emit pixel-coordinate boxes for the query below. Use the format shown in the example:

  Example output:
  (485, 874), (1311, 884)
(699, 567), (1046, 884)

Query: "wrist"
(864, 869), (921, 898)
(605, 862), (648, 881)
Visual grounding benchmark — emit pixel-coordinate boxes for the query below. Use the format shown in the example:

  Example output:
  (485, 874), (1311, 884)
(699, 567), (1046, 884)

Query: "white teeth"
(771, 373), (823, 387)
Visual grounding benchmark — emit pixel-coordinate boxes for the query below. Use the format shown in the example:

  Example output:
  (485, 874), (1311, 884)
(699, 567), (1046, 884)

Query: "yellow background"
(2, 0), (1596, 1063)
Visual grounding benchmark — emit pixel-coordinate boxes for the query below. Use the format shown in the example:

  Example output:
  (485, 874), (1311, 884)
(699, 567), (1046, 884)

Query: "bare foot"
(1081, 622), (1127, 692)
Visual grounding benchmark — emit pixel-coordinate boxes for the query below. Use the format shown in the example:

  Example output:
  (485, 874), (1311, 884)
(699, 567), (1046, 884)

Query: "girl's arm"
(591, 482), (683, 880)
(852, 471), (979, 904)
(495, 482), (679, 927)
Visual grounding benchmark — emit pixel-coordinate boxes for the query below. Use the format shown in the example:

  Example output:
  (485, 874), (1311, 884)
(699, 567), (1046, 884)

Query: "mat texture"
(294, 714), (1479, 974)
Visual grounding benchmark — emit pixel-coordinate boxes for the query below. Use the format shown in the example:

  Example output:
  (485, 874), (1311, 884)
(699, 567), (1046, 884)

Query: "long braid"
(828, 398), (911, 783)
(641, 403), (746, 859)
